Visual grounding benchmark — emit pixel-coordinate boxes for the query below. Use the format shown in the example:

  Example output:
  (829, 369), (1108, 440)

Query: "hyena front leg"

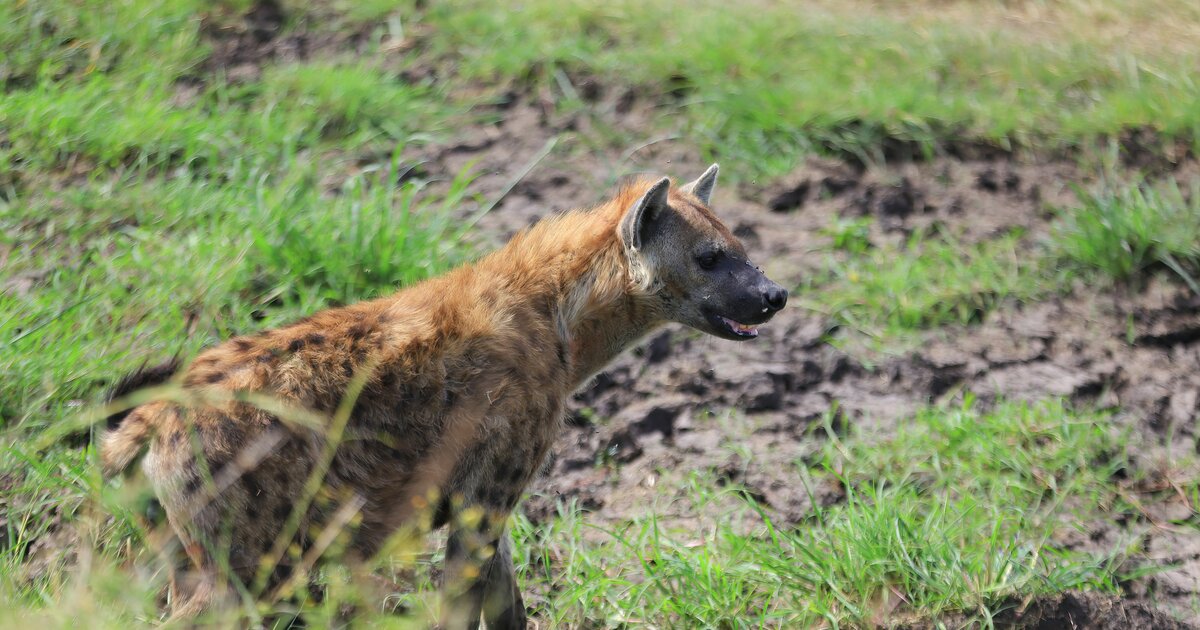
(441, 515), (525, 630)
(441, 524), (488, 630)
(480, 531), (526, 630)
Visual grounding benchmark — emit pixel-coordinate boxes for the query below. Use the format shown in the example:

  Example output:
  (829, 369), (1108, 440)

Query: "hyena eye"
(696, 251), (720, 270)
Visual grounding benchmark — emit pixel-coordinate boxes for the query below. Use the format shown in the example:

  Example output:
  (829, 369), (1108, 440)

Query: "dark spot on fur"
(257, 352), (275, 363)
(274, 469), (290, 487)
(507, 465), (523, 484)
(342, 359), (354, 377)
(170, 431), (183, 447)
(204, 451), (231, 471)
(478, 515), (491, 533)
(242, 474), (264, 498)
(306, 333), (325, 346)
(286, 437), (308, 457)
(347, 323), (370, 341)
(557, 341), (568, 367)
(205, 371), (225, 384)
(494, 462), (513, 483)
(184, 476), (202, 495)
(233, 339), (254, 352)
(443, 389), (458, 408)
(247, 504), (261, 520)
(274, 503), (292, 521)
(203, 416), (239, 450)
(486, 486), (507, 508)
(288, 338), (305, 352)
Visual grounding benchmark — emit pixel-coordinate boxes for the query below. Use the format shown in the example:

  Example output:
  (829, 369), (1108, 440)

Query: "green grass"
(803, 174), (1200, 351)
(0, 161), (474, 433)
(803, 229), (1050, 341)
(0, 0), (210, 88)
(0, 0), (467, 432)
(413, 0), (1200, 173)
(513, 399), (1138, 627)
(1052, 178), (1200, 291)
(0, 399), (1152, 628)
(3, 0), (1200, 626)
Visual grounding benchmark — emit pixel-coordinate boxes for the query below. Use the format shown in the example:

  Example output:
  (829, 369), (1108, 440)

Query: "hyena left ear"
(619, 177), (672, 252)
(679, 163), (719, 205)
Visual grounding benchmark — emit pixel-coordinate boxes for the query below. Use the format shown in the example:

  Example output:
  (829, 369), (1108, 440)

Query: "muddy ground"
(390, 90), (1200, 627)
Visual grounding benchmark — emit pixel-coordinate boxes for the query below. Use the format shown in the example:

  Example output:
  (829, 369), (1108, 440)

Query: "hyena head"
(619, 164), (788, 341)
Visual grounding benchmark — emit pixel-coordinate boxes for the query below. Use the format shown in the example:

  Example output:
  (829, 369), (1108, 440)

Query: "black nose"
(764, 285), (788, 311)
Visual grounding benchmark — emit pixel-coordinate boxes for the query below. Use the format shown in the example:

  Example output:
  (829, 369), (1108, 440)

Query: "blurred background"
(2, 0), (1200, 627)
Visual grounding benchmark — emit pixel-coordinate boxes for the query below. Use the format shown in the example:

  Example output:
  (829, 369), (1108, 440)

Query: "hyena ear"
(679, 163), (719, 205)
(619, 176), (672, 252)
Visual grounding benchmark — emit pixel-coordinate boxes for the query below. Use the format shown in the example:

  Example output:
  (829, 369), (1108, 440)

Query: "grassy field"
(3, 0), (1200, 627)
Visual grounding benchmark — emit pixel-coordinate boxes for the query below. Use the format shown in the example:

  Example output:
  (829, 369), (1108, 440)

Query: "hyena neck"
(484, 204), (665, 388)
(561, 257), (665, 387)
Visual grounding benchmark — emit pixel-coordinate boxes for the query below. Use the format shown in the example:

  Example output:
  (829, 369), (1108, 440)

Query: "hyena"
(101, 164), (787, 627)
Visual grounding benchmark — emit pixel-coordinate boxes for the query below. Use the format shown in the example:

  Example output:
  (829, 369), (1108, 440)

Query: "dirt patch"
(919, 590), (1195, 629)
(190, 0), (376, 85)
(1000, 591), (1193, 629)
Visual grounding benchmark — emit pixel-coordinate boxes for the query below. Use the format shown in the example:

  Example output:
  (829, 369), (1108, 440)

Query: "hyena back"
(101, 164), (787, 627)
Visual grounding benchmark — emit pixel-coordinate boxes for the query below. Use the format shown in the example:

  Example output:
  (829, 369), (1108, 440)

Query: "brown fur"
(101, 167), (784, 627)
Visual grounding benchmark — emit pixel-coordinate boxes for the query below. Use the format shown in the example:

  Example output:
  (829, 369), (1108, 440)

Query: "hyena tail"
(100, 359), (179, 476)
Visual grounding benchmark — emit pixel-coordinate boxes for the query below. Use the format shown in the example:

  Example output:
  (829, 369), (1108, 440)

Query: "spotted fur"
(100, 164), (786, 627)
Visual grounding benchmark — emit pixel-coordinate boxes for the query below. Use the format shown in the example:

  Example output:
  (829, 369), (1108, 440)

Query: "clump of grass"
(804, 229), (1046, 337)
(0, 159), (474, 433)
(247, 157), (478, 305)
(514, 399), (1132, 628)
(252, 62), (449, 141)
(0, 76), (239, 170)
(821, 216), (873, 255)
(1052, 179), (1200, 291)
(0, 0), (209, 88)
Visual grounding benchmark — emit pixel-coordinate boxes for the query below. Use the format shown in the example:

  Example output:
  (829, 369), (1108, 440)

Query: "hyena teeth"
(720, 316), (759, 335)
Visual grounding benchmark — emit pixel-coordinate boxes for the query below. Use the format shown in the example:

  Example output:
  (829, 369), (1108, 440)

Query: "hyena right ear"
(618, 177), (672, 253)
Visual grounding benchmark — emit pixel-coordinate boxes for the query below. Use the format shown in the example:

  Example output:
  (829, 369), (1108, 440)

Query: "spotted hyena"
(101, 164), (787, 627)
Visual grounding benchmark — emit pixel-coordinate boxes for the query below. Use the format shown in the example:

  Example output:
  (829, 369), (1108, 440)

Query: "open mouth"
(716, 315), (759, 339)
